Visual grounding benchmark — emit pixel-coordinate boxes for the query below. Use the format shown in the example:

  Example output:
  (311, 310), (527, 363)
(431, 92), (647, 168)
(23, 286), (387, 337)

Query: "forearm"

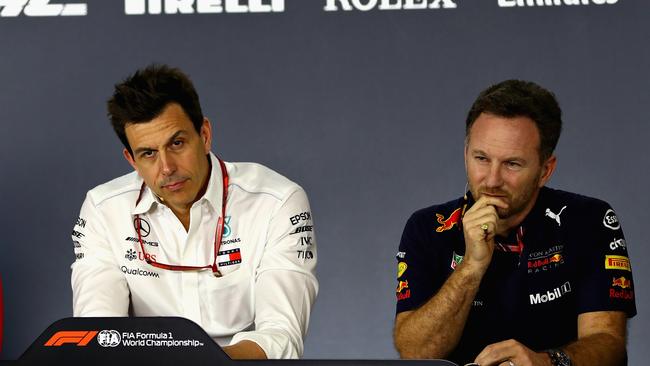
(394, 261), (484, 359)
(563, 333), (626, 366)
(223, 340), (267, 359)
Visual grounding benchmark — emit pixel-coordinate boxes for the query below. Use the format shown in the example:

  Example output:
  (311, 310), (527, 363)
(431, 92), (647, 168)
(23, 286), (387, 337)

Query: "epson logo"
(0, 0), (87, 17)
(498, 0), (618, 7)
(124, 0), (284, 15)
(529, 281), (571, 305)
(324, 0), (457, 12)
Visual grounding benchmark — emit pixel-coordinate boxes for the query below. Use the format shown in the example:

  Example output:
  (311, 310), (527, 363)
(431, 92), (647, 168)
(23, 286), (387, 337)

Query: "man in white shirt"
(71, 64), (318, 359)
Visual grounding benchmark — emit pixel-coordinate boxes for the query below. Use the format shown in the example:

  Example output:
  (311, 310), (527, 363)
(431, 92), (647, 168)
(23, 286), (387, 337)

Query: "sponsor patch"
(397, 262), (407, 278)
(450, 252), (463, 270)
(396, 280), (410, 300)
(544, 205), (567, 226)
(609, 288), (634, 300)
(217, 248), (242, 266)
(612, 276), (632, 289)
(436, 208), (462, 233)
(605, 255), (631, 271)
(609, 238), (626, 251)
(603, 209), (620, 230)
(396, 251), (406, 259)
(529, 282), (571, 305)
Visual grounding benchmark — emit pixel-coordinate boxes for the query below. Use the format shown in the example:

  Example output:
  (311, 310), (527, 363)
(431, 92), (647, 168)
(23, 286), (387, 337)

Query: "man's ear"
(538, 155), (557, 187)
(201, 118), (212, 154)
(123, 148), (138, 171)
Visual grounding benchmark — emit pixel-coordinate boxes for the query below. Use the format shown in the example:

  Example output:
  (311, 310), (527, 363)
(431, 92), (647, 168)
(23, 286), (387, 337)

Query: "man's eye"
(506, 161), (522, 168)
(171, 140), (184, 149)
(474, 156), (487, 162)
(141, 151), (155, 158)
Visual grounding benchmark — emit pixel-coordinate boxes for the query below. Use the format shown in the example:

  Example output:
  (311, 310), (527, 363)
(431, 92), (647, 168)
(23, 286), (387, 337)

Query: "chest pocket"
(200, 268), (254, 334)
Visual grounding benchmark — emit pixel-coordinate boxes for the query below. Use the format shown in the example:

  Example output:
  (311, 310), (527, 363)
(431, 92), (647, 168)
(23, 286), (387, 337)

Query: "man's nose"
(485, 163), (504, 188)
(159, 151), (177, 176)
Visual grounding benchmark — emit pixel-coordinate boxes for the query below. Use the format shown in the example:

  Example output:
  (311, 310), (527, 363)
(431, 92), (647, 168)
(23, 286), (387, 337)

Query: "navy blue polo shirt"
(395, 187), (636, 365)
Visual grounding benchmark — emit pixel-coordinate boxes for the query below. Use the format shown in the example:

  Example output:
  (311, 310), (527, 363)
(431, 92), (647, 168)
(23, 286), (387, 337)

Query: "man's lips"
(162, 179), (188, 191)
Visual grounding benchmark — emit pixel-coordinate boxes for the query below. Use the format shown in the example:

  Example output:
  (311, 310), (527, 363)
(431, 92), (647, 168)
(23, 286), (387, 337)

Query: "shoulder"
(85, 171), (142, 207)
(541, 187), (615, 217)
(225, 161), (304, 202)
(540, 187), (620, 230)
(400, 196), (465, 246)
(407, 197), (465, 230)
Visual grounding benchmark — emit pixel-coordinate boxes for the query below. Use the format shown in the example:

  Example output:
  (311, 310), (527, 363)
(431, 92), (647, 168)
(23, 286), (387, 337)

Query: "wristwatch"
(546, 348), (572, 366)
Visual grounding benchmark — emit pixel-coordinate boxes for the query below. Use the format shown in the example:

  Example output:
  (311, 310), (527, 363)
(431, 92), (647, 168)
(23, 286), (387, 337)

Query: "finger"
(475, 340), (519, 366)
(471, 195), (509, 211)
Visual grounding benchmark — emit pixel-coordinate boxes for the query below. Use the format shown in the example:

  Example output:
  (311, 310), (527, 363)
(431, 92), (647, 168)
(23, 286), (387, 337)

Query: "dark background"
(0, 0), (648, 362)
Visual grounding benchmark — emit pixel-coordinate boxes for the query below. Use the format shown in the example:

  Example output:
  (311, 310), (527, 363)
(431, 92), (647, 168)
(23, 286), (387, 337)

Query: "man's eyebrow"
(133, 130), (187, 155)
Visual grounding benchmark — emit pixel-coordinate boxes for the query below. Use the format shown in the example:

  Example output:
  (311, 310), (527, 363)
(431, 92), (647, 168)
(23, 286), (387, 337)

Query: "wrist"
(546, 348), (572, 366)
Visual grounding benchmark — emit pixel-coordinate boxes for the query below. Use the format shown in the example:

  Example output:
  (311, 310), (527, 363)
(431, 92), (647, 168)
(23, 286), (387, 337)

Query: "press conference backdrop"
(0, 0), (648, 361)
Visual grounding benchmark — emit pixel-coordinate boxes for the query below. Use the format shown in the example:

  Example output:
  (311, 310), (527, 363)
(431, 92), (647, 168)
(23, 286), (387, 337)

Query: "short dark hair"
(465, 79), (562, 162)
(107, 64), (204, 155)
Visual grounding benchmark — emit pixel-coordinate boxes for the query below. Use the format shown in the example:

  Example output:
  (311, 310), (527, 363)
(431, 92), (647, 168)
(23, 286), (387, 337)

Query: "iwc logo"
(97, 330), (121, 347)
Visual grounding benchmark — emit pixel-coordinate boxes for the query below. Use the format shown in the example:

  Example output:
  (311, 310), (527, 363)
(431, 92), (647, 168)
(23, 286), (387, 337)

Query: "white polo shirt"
(71, 153), (318, 358)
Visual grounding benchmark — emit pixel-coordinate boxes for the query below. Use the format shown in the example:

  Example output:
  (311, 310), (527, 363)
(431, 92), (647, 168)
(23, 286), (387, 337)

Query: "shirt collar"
(131, 152), (224, 215)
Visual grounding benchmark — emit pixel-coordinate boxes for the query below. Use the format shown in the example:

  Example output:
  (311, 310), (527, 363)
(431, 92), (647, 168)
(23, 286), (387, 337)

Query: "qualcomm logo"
(498, 0), (618, 7)
(97, 330), (121, 347)
(324, 0), (457, 11)
(124, 0), (285, 14)
(529, 281), (571, 305)
(0, 0), (87, 17)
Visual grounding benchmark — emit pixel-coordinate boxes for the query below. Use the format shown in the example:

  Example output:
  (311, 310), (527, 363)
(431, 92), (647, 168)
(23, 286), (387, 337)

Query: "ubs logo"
(133, 218), (151, 237)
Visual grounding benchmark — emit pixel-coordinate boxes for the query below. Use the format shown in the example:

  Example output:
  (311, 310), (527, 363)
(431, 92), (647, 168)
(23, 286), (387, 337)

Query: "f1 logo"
(44, 331), (98, 346)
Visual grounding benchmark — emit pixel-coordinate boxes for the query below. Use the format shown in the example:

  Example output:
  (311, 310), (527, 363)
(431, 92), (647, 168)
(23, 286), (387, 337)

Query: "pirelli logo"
(605, 255), (631, 272)
(44, 331), (98, 346)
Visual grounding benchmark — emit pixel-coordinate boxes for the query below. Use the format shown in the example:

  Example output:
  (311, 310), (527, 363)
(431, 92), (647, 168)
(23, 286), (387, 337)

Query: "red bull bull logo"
(396, 280), (409, 293)
(549, 254), (562, 263)
(436, 208), (462, 233)
(396, 280), (410, 301)
(612, 276), (631, 289)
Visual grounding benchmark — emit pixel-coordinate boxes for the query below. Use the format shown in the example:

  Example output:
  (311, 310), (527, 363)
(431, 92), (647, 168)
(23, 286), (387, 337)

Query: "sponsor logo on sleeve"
(396, 251), (406, 259)
(71, 229), (85, 239)
(290, 211), (311, 226)
(290, 225), (313, 235)
(609, 288), (634, 300)
(397, 262), (407, 278)
(612, 276), (632, 289)
(529, 281), (572, 305)
(396, 280), (410, 300)
(75, 217), (87, 228)
(436, 208), (462, 233)
(603, 209), (620, 230)
(605, 255), (631, 271)
(609, 238), (627, 251)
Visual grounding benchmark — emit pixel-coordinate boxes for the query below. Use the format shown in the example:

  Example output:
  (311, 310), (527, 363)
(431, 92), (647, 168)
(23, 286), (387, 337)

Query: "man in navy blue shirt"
(393, 80), (635, 366)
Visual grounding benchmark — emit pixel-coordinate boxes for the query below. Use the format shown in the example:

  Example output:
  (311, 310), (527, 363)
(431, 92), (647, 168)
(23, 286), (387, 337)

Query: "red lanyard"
(134, 157), (229, 277)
